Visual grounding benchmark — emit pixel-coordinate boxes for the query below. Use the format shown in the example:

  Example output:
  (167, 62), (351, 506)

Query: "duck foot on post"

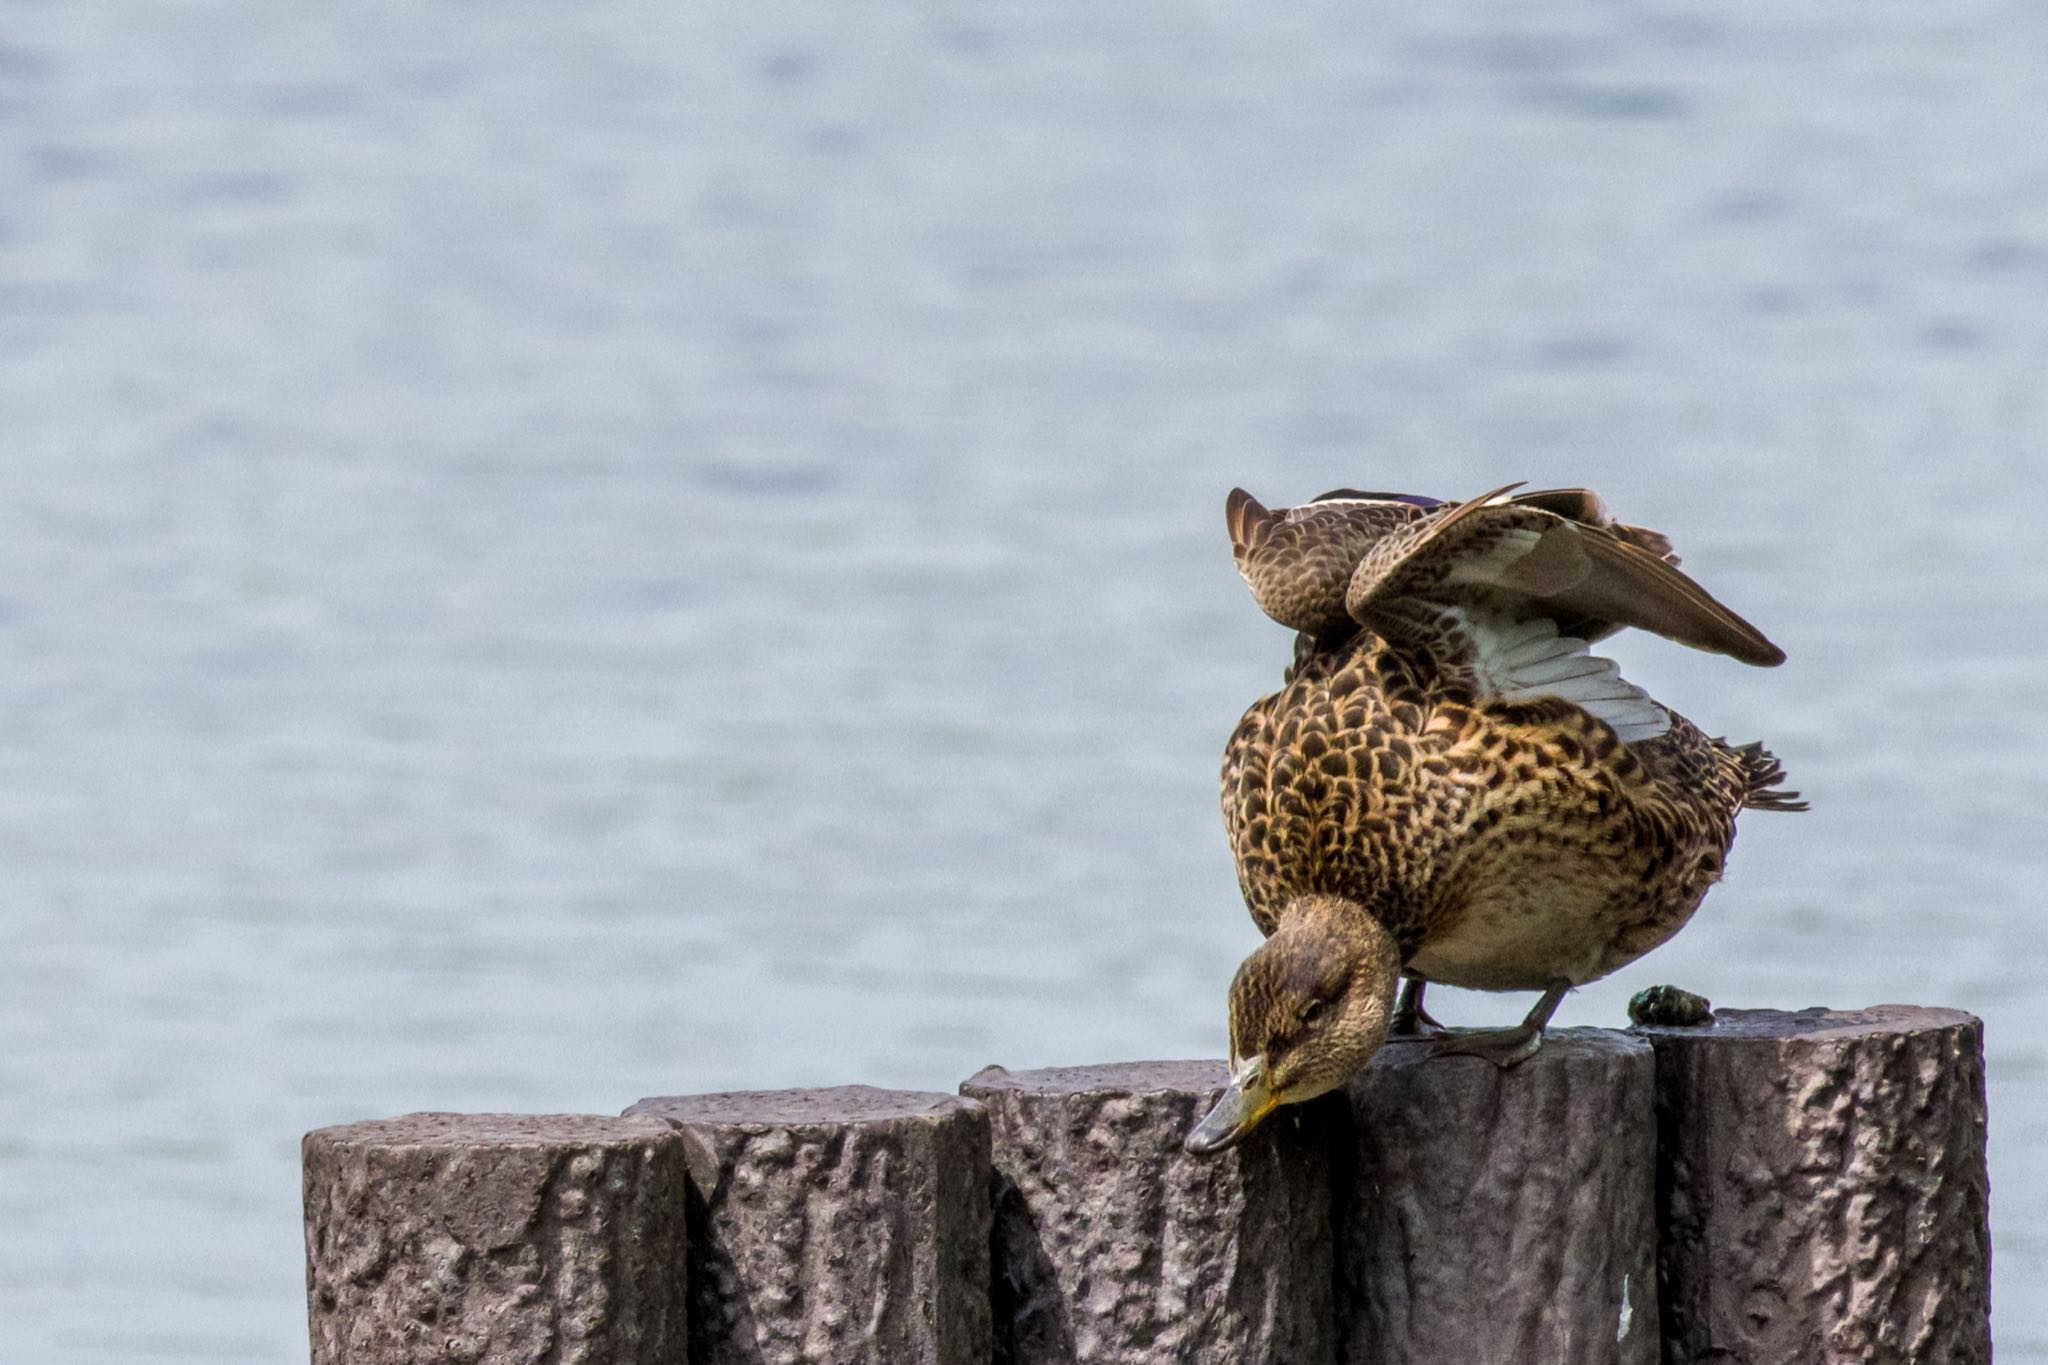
(1389, 977), (1446, 1038)
(1433, 979), (1572, 1067)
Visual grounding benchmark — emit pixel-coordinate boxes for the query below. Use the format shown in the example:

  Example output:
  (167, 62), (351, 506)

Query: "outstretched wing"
(1226, 483), (1685, 643)
(1341, 485), (1785, 743)
(1347, 485), (1784, 666)
(1506, 487), (1679, 567)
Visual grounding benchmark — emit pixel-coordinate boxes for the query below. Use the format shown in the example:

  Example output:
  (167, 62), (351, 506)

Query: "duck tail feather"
(1226, 487), (1276, 560)
(1731, 740), (1808, 812)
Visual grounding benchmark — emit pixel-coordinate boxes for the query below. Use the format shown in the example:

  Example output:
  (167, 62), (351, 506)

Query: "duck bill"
(1184, 1063), (1279, 1156)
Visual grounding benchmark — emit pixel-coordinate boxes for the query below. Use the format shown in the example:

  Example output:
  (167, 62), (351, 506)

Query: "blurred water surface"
(2, 1), (2044, 1358)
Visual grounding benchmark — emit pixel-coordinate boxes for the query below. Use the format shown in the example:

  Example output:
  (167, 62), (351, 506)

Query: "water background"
(2, 2), (2044, 1358)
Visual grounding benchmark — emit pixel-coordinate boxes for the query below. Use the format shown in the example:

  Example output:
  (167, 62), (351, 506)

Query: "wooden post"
(302, 1112), (688, 1365)
(1336, 1028), (1660, 1365)
(625, 1085), (991, 1365)
(300, 1006), (1994, 1365)
(960, 1060), (1340, 1365)
(1633, 1006), (1990, 1364)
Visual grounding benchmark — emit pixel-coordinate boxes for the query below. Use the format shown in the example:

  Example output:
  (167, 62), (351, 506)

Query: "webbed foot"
(1430, 978), (1571, 1070)
(1628, 984), (1714, 1027)
(1431, 1022), (1546, 1067)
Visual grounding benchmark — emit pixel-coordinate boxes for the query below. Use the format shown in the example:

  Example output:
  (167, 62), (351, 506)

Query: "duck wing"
(1485, 487), (1695, 644)
(1347, 484), (1784, 667)
(1226, 488), (1433, 639)
(1506, 487), (1679, 568)
(1341, 485), (1785, 743)
(1225, 483), (1683, 643)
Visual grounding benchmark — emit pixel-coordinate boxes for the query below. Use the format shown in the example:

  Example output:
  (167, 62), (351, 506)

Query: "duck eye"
(1300, 999), (1327, 1026)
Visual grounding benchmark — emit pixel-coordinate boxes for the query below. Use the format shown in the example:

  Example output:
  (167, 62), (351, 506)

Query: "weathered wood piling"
(303, 1006), (1992, 1365)
(625, 1085), (992, 1365)
(1339, 1029), (1658, 1364)
(301, 1113), (688, 1365)
(1634, 1006), (1990, 1365)
(961, 1061), (1339, 1365)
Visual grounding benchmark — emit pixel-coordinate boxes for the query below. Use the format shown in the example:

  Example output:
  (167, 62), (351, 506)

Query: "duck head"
(1185, 895), (1402, 1155)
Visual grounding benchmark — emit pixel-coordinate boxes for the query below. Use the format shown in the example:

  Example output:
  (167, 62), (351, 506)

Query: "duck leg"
(1432, 978), (1572, 1068)
(1389, 976), (1446, 1037)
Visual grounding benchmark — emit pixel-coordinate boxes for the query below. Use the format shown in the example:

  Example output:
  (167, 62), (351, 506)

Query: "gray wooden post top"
(964, 1059), (1233, 1095)
(1372, 1023), (1651, 1072)
(310, 1111), (679, 1147)
(629, 1084), (979, 1129)
(302, 1111), (689, 1365)
(1631, 1002), (1979, 1041)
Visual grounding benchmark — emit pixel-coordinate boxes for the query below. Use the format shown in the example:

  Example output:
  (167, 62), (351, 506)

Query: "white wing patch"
(1461, 611), (1671, 743)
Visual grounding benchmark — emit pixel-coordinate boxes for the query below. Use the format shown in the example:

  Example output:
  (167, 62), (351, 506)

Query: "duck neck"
(1274, 894), (1403, 973)
(1278, 893), (1402, 957)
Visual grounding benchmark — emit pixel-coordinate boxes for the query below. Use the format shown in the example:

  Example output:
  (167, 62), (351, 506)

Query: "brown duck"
(1187, 483), (1804, 1154)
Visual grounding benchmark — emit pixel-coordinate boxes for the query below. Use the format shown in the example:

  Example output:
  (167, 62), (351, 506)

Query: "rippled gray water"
(2, 3), (2044, 1358)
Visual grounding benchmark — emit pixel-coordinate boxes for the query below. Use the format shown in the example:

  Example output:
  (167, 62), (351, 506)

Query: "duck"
(1186, 483), (1805, 1155)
